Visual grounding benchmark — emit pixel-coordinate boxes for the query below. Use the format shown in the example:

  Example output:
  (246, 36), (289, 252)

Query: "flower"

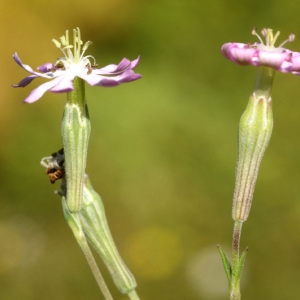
(221, 28), (300, 73)
(12, 28), (141, 103)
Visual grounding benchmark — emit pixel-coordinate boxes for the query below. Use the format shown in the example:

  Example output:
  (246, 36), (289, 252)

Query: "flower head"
(12, 28), (141, 103)
(221, 28), (300, 73)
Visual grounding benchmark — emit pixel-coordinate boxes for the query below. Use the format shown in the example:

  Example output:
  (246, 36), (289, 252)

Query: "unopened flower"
(221, 28), (300, 73)
(220, 28), (292, 222)
(12, 28), (141, 103)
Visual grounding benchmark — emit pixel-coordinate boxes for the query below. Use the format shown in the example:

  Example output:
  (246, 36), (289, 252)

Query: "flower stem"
(62, 198), (113, 300)
(230, 221), (243, 300)
(253, 66), (275, 99)
(127, 290), (141, 300)
(74, 218), (114, 300)
(232, 221), (243, 263)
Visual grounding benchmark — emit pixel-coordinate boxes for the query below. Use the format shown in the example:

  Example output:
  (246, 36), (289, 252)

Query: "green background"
(1, 0), (300, 299)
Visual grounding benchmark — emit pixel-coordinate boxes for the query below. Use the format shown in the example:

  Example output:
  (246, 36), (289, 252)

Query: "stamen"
(51, 28), (95, 66)
(252, 27), (295, 49)
(52, 31), (73, 60)
(59, 30), (70, 48)
(252, 27), (264, 44)
(73, 28), (78, 60)
(65, 30), (69, 46)
(72, 27), (85, 62)
(82, 41), (92, 54)
(261, 28), (268, 38)
(80, 42), (92, 60)
(60, 35), (67, 47)
(260, 28), (277, 47)
(84, 55), (96, 65)
(271, 31), (280, 47)
(87, 63), (93, 74)
(278, 33), (295, 48)
(52, 39), (61, 48)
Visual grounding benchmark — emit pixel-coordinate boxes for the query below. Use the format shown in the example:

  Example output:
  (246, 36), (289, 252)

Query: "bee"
(46, 167), (65, 184)
(41, 148), (65, 184)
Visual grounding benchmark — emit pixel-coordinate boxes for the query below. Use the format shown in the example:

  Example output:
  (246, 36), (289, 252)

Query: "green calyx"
(61, 77), (91, 212)
(233, 67), (274, 222)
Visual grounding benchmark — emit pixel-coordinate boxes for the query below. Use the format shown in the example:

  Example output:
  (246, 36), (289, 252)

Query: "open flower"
(12, 28), (141, 103)
(221, 28), (300, 73)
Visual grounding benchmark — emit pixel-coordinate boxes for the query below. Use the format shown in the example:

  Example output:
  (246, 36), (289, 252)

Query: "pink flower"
(12, 29), (141, 103)
(221, 28), (300, 74)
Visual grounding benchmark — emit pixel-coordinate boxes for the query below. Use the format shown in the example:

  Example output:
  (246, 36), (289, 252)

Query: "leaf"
(217, 244), (232, 283)
(235, 246), (248, 280)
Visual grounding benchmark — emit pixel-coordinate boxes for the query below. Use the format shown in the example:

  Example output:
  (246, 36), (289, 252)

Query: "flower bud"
(232, 92), (273, 221)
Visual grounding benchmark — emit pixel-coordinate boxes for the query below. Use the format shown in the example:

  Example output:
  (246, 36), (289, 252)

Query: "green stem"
(62, 198), (113, 300)
(74, 217), (114, 300)
(127, 290), (140, 300)
(230, 221), (243, 300)
(253, 66), (275, 99)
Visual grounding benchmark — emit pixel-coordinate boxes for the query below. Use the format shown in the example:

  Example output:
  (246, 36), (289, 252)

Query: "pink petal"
(37, 63), (54, 73)
(13, 52), (36, 74)
(114, 58), (131, 72)
(95, 64), (120, 74)
(24, 78), (62, 103)
(12, 75), (39, 88)
(79, 72), (120, 87)
(93, 56), (140, 75)
(80, 69), (141, 87)
(221, 42), (300, 74)
(13, 52), (55, 79)
(50, 72), (75, 92)
(129, 56), (140, 69)
(116, 70), (142, 83)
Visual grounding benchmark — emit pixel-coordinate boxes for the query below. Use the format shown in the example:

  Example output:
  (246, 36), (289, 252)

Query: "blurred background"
(1, 0), (300, 299)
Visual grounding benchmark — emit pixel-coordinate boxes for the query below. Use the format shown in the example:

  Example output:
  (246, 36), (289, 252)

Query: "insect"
(46, 167), (65, 184)
(41, 148), (65, 184)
